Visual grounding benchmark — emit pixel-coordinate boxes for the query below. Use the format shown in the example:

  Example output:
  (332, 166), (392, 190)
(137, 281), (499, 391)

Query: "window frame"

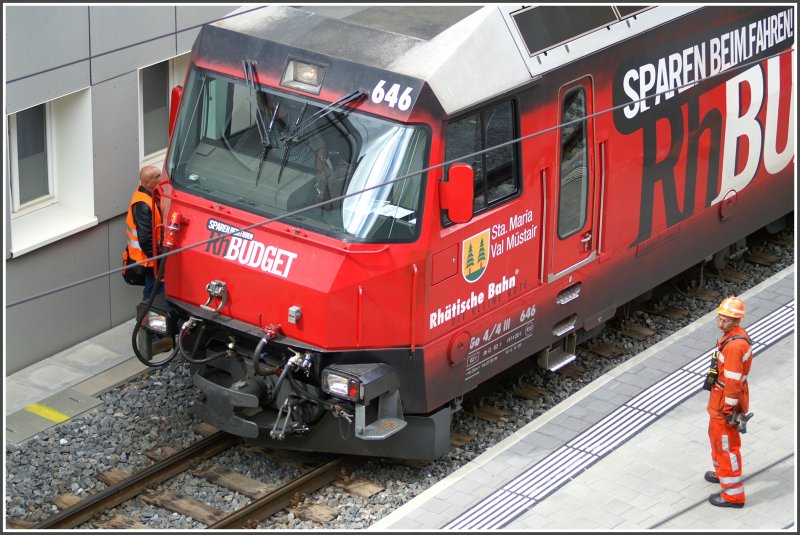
(139, 53), (190, 169)
(556, 84), (590, 239)
(7, 103), (56, 216)
(442, 98), (521, 227)
(6, 88), (97, 257)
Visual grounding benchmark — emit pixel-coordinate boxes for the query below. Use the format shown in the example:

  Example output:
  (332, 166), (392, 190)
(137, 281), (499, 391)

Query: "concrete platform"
(4, 318), (150, 445)
(371, 265), (796, 530)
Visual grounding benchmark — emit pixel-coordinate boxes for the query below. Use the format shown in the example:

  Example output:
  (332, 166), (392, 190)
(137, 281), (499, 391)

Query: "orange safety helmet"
(717, 296), (746, 318)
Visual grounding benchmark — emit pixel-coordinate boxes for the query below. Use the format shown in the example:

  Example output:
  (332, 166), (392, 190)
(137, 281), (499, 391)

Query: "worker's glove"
(726, 411), (754, 433)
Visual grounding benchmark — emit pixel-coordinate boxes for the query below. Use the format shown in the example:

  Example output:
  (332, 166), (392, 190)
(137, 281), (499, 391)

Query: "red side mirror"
(168, 85), (183, 137)
(439, 163), (474, 224)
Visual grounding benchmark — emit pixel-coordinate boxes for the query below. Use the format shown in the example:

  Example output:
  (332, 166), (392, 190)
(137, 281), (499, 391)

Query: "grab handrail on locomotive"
(132, 5), (795, 460)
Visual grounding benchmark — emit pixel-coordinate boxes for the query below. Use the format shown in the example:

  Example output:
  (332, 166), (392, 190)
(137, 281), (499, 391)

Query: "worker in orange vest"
(705, 296), (752, 508)
(125, 165), (163, 300)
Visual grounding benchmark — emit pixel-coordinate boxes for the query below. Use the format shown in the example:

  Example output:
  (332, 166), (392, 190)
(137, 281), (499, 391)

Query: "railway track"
(33, 432), (237, 529)
(31, 430), (363, 530)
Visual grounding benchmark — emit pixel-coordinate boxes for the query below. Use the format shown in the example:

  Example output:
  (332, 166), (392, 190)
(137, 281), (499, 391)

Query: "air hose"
(131, 250), (180, 367)
(176, 318), (228, 365)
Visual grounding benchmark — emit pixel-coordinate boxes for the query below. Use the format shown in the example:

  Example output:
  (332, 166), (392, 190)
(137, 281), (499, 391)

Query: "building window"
(142, 61), (169, 156)
(140, 54), (190, 168)
(443, 100), (519, 225)
(6, 89), (97, 257)
(8, 103), (54, 212)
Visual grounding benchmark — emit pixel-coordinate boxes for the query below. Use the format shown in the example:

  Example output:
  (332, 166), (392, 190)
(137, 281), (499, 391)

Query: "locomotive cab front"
(146, 24), (474, 459)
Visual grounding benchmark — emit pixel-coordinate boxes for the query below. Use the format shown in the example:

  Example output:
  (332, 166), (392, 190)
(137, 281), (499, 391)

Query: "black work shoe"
(708, 493), (744, 508)
(704, 471), (720, 483)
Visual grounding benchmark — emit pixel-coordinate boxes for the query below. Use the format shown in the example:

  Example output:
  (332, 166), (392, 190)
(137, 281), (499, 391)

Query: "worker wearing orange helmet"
(705, 296), (752, 508)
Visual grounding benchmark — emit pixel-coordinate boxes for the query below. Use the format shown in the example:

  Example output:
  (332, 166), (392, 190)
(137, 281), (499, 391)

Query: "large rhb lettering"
(632, 99), (723, 246)
(633, 108), (689, 246)
(714, 55), (793, 203)
(763, 55), (795, 173)
(205, 230), (231, 256)
(713, 65), (764, 204)
(632, 54), (793, 247)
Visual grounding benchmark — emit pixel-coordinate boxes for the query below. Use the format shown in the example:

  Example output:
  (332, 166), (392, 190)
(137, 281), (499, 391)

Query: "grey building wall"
(5, 6), (92, 115)
(4, 5), (241, 375)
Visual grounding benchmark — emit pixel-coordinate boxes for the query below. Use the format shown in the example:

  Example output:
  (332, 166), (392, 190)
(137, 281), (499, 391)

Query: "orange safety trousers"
(708, 418), (745, 504)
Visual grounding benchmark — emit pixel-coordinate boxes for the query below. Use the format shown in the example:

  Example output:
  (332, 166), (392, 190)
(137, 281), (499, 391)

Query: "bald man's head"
(139, 166), (162, 191)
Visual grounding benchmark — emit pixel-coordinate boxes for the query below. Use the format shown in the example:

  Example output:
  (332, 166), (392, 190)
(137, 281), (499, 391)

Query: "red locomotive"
(135, 5), (795, 459)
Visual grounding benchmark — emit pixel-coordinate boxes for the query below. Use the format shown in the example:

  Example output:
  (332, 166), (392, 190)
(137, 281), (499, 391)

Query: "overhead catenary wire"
(5, 46), (794, 310)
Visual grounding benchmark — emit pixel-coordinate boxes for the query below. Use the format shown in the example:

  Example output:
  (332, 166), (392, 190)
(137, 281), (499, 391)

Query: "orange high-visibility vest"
(125, 188), (162, 268)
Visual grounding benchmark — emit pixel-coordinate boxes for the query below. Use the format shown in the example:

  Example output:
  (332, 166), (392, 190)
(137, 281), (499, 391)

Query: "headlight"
(136, 294), (179, 336)
(143, 311), (168, 334)
(281, 59), (325, 94)
(321, 371), (362, 402)
(320, 363), (399, 403)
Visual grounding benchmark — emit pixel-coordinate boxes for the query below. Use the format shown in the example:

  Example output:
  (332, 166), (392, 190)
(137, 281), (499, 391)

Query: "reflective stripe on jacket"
(125, 186), (162, 268)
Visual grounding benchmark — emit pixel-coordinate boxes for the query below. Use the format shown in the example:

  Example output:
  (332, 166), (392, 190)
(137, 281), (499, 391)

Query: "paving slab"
(6, 388), (101, 445)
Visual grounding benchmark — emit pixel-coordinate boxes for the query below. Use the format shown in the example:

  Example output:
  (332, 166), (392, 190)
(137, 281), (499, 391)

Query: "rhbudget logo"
(462, 229), (490, 283)
(204, 218), (297, 278)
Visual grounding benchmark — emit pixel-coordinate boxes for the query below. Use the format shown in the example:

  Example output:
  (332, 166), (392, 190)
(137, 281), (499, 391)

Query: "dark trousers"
(143, 269), (164, 301)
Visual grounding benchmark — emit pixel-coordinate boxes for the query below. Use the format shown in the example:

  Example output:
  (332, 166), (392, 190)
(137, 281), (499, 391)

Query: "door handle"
(580, 232), (592, 251)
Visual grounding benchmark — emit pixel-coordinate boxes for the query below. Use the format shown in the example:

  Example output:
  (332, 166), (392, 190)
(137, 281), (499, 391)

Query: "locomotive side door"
(547, 77), (597, 282)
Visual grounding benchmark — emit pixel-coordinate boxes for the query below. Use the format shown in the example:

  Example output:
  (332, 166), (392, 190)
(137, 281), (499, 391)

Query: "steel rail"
(208, 455), (363, 529)
(34, 432), (239, 529)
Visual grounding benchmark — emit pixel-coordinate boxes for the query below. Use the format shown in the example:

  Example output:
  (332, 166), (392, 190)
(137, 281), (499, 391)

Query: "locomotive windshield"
(167, 67), (428, 242)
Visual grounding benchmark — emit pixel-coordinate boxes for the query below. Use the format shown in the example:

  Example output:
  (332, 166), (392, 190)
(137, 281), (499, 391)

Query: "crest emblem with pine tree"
(462, 229), (490, 282)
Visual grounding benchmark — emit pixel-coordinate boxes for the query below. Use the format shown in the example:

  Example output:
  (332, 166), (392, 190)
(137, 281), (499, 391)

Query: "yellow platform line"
(25, 403), (70, 423)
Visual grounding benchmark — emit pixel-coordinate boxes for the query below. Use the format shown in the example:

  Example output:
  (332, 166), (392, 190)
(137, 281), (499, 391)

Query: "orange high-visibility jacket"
(707, 326), (752, 422)
(125, 186), (162, 268)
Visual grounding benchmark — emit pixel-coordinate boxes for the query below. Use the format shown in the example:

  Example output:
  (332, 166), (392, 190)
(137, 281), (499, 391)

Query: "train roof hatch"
(498, 5), (704, 78)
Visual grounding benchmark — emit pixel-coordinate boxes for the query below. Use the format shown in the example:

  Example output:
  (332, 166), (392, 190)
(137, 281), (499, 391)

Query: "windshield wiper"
(280, 91), (365, 143)
(265, 101), (280, 145)
(277, 102), (308, 184)
(242, 60), (269, 147)
(243, 61), (285, 185)
(254, 103), (280, 185)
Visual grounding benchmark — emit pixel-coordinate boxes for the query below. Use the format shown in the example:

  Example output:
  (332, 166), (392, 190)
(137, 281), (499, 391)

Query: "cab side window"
(557, 87), (588, 238)
(444, 100), (518, 225)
